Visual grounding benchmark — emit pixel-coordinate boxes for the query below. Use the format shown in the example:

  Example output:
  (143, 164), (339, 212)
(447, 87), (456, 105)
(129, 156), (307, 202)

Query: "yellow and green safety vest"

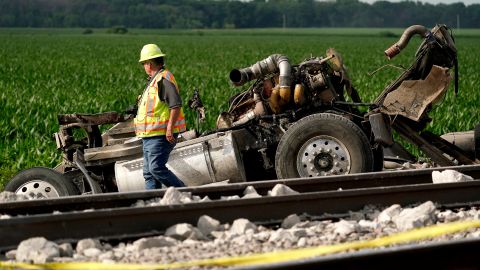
(134, 69), (186, 137)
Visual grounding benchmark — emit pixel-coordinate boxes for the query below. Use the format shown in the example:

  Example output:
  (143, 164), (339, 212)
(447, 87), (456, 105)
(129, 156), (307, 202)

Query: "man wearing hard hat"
(134, 44), (186, 189)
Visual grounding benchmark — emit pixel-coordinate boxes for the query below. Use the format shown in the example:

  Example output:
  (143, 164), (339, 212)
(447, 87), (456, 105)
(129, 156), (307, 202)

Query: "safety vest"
(134, 69), (186, 137)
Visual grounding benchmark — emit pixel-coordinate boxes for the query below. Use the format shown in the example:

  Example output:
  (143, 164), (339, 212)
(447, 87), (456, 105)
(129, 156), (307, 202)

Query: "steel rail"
(2, 164), (480, 216)
(2, 180), (480, 251)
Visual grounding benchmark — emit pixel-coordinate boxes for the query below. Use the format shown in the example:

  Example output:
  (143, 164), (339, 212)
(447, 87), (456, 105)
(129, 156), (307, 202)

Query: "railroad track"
(2, 164), (480, 216)
(1, 165), (480, 251)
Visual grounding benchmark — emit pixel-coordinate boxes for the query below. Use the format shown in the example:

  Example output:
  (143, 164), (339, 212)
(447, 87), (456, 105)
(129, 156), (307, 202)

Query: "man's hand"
(166, 128), (175, 143)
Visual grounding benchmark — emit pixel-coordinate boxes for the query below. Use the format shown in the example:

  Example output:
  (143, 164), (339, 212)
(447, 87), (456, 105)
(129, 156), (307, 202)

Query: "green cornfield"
(1, 27), (479, 190)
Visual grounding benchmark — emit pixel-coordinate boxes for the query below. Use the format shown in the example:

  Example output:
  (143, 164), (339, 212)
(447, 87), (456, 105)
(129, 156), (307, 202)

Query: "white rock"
(132, 236), (177, 252)
(384, 161), (403, 169)
(437, 209), (459, 222)
(243, 186), (261, 198)
(268, 184), (299, 196)
(132, 200), (146, 207)
(349, 211), (365, 221)
(394, 201), (436, 231)
(243, 193), (262, 199)
(333, 220), (357, 236)
(200, 196), (211, 202)
(377, 204), (402, 224)
(220, 195), (241, 200)
(160, 187), (190, 205)
(297, 237), (307, 247)
(59, 243), (73, 257)
(16, 237), (60, 263)
(421, 163), (430, 169)
(432, 170), (474, 184)
(210, 231), (226, 239)
(294, 220), (319, 229)
(230, 218), (256, 235)
(113, 250), (125, 260)
(288, 228), (308, 238)
(183, 239), (201, 245)
(281, 214), (301, 229)
(103, 243), (113, 251)
(254, 231), (271, 242)
(231, 235), (247, 245)
(366, 209), (381, 221)
(73, 254), (87, 260)
(197, 215), (221, 236)
(165, 223), (204, 240)
(402, 162), (414, 169)
(358, 220), (377, 231)
(76, 239), (103, 255)
(83, 248), (102, 258)
(268, 229), (297, 243)
(5, 250), (16, 260)
(180, 197), (193, 203)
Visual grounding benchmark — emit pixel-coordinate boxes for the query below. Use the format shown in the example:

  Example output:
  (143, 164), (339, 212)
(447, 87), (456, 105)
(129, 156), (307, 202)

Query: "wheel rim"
(296, 135), (351, 177)
(15, 180), (61, 199)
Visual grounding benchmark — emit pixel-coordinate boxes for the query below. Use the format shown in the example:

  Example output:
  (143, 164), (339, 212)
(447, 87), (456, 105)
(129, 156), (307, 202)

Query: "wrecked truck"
(5, 24), (478, 198)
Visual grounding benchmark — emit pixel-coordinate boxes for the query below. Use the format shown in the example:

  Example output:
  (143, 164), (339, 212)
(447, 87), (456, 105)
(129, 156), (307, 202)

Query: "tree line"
(1, 0), (479, 29)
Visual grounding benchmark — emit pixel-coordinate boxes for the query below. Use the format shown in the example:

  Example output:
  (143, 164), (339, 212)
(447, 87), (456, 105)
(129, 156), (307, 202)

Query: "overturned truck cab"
(7, 48), (380, 197)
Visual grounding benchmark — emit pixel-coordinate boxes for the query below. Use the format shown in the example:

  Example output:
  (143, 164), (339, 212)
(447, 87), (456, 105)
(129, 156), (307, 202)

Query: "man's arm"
(161, 79), (183, 143)
(166, 106), (181, 143)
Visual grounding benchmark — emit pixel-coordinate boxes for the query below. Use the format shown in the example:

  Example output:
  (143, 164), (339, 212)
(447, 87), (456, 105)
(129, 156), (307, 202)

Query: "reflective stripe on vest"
(134, 69), (186, 137)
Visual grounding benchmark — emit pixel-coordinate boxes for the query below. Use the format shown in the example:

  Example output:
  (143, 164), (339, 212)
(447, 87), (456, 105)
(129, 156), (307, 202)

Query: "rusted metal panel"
(380, 65), (451, 122)
(58, 112), (130, 126)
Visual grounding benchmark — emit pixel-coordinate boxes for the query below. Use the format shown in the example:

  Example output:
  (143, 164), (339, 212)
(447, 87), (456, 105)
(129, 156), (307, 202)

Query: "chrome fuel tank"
(114, 130), (247, 192)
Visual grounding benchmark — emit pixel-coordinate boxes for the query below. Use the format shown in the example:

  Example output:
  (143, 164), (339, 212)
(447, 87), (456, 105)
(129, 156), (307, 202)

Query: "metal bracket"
(202, 142), (217, 182)
(74, 150), (103, 194)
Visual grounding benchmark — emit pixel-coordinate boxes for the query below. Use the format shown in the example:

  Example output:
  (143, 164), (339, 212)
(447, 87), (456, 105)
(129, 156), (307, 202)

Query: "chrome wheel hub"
(15, 180), (60, 199)
(297, 135), (351, 177)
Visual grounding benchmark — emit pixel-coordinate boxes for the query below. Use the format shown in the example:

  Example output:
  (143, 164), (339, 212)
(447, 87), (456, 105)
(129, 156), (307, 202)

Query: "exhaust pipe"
(229, 54), (292, 89)
(232, 93), (265, 126)
(384, 25), (430, 60)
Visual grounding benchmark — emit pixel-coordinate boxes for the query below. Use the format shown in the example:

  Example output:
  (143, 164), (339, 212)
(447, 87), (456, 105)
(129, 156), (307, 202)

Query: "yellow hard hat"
(139, 44), (166, 63)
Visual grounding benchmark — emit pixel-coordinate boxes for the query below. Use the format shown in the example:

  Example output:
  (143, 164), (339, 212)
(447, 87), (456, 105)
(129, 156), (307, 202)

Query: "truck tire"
(275, 113), (374, 179)
(5, 167), (79, 198)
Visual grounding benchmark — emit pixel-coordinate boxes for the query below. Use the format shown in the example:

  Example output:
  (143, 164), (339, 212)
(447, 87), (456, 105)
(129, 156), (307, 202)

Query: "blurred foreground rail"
(1, 165), (480, 251)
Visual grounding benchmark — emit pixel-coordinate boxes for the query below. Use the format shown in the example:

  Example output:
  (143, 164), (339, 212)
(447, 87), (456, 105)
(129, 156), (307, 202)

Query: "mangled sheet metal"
(380, 65), (451, 122)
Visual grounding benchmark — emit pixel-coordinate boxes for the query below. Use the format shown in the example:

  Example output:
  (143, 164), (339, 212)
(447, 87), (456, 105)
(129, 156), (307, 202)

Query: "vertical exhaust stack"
(384, 25), (430, 60)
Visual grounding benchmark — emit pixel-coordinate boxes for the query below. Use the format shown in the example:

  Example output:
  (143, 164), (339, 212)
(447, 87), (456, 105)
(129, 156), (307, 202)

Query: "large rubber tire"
(275, 113), (374, 179)
(5, 167), (79, 198)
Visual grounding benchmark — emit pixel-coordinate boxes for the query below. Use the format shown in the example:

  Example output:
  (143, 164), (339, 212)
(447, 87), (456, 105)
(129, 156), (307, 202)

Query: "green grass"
(1, 27), (480, 190)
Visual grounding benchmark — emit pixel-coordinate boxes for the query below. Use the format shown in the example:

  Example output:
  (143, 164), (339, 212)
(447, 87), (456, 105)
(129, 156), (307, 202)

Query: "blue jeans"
(142, 135), (185, 189)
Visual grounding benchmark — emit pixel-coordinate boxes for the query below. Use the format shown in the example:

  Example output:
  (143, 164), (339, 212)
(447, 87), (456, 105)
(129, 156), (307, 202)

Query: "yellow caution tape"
(2, 219), (480, 270)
